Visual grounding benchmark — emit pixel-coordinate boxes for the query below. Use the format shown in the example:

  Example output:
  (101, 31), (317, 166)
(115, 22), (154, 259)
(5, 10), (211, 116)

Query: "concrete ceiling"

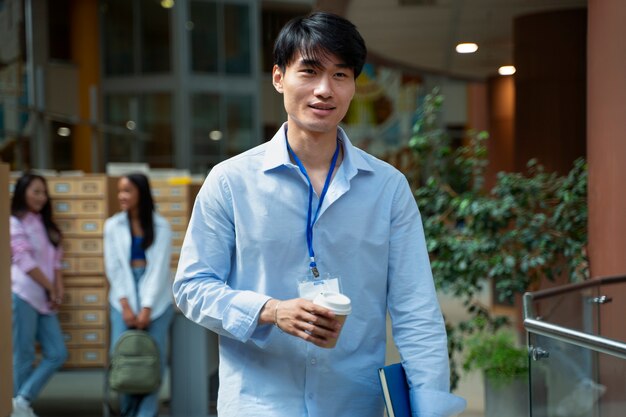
(334, 0), (587, 80)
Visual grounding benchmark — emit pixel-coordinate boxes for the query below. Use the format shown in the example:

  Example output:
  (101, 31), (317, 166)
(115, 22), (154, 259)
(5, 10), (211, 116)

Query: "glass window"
(140, 0), (171, 73)
(104, 94), (134, 162)
(104, 94), (172, 167)
(190, 1), (219, 73)
(140, 93), (173, 167)
(102, 0), (134, 76)
(191, 93), (221, 172)
(224, 94), (254, 156)
(50, 121), (73, 171)
(224, 4), (251, 75)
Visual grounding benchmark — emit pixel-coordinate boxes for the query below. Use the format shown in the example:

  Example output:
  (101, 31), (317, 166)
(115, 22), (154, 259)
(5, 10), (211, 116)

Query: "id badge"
(298, 273), (342, 300)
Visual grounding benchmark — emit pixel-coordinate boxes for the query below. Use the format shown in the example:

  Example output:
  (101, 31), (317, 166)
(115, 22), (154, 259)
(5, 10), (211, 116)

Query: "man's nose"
(314, 75), (333, 98)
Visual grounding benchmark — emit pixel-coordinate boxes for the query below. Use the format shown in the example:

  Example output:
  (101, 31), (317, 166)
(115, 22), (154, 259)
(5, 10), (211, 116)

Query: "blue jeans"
(109, 267), (174, 417)
(12, 293), (68, 402)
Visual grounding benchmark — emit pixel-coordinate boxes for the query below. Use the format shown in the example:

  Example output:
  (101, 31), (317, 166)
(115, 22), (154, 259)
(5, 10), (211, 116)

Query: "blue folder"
(378, 362), (412, 417)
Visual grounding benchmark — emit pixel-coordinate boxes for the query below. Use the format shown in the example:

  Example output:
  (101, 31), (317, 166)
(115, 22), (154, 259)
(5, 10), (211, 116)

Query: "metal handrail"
(524, 274), (626, 360)
(525, 318), (626, 360)
(523, 274), (626, 320)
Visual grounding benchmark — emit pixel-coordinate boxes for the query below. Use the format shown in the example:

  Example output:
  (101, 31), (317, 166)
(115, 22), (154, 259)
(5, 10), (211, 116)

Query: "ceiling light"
(57, 127), (71, 137)
(498, 65), (516, 76)
(160, 0), (174, 8)
(209, 130), (223, 141)
(455, 43), (478, 54)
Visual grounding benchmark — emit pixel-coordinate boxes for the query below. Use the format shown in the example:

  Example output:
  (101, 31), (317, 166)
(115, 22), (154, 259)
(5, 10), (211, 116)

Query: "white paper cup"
(313, 292), (352, 348)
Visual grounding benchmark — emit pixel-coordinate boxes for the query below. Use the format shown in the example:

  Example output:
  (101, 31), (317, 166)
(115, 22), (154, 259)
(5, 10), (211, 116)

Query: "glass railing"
(524, 275), (626, 417)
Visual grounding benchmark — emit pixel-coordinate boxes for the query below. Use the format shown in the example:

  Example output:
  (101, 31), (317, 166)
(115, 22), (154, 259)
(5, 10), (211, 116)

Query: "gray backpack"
(108, 330), (161, 394)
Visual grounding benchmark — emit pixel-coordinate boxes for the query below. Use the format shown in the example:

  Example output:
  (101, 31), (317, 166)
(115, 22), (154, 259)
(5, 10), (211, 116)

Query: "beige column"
(587, 0), (626, 277)
(589, 3), (626, 414)
(485, 76), (515, 189)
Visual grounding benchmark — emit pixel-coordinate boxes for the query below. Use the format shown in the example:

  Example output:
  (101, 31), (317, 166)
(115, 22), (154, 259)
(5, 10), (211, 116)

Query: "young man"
(173, 11), (466, 417)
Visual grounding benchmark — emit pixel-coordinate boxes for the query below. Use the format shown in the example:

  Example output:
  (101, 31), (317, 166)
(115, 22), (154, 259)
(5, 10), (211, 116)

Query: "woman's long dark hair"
(124, 173), (155, 249)
(11, 173), (62, 247)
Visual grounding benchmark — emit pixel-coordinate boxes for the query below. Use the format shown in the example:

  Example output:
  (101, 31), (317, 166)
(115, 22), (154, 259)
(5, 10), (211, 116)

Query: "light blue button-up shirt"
(173, 125), (466, 417)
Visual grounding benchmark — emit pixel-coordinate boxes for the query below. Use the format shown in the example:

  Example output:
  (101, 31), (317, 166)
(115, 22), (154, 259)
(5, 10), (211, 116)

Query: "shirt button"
(310, 358), (317, 365)
(308, 393), (314, 399)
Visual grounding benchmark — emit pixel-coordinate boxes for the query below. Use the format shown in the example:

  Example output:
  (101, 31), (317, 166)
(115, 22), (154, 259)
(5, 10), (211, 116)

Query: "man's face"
(272, 51), (356, 138)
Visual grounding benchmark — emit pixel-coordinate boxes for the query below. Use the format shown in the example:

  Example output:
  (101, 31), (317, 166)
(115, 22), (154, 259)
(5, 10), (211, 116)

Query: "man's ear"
(272, 65), (284, 93)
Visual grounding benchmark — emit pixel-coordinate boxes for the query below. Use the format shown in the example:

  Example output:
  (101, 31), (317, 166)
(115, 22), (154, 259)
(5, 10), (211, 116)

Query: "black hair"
(124, 173), (155, 249)
(273, 11), (367, 78)
(11, 172), (62, 247)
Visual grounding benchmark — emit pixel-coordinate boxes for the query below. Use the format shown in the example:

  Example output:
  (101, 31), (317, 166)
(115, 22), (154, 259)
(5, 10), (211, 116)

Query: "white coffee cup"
(313, 292), (352, 348)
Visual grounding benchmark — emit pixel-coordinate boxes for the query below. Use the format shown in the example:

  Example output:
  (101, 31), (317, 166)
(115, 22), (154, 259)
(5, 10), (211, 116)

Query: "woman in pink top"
(10, 173), (68, 417)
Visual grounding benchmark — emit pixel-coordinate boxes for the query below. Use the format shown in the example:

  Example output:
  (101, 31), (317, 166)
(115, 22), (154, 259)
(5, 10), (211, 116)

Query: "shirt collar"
(262, 123), (375, 174)
(22, 211), (42, 222)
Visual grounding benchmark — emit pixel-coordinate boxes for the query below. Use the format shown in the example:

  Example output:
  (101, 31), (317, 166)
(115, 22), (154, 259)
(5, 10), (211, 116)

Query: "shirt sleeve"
(10, 216), (39, 273)
(104, 217), (131, 301)
(140, 217), (173, 311)
(54, 242), (64, 270)
(172, 166), (272, 344)
(386, 175), (466, 417)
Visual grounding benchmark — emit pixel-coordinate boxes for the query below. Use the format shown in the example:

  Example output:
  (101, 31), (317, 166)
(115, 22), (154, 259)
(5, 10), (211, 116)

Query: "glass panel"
(102, 0), (134, 76)
(597, 346), (626, 417)
(224, 4), (251, 75)
(140, 0), (171, 73)
(529, 333), (609, 417)
(224, 94), (254, 156)
(50, 121), (73, 170)
(190, 1), (219, 73)
(104, 94), (134, 162)
(598, 283), (626, 341)
(532, 286), (600, 334)
(190, 93), (221, 173)
(140, 93), (173, 167)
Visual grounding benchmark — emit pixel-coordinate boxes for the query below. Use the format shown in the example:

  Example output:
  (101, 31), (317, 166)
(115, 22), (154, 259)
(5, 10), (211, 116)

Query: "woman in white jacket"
(104, 173), (173, 417)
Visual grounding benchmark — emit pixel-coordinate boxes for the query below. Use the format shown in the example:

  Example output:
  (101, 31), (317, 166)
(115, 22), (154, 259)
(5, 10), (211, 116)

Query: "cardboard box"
(56, 218), (104, 236)
(62, 328), (107, 347)
(62, 287), (107, 308)
(62, 238), (103, 256)
(155, 200), (189, 214)
(53, 199), (106, 217)
(58, 309), (106, 327)
(63, 276), (107, 288)
(61, 257), (104, 275)
(64, 347), (107, 368)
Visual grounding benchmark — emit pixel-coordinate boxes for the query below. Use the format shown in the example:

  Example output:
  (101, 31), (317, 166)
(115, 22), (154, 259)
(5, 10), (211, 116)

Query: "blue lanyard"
(287, 138), (341, 278)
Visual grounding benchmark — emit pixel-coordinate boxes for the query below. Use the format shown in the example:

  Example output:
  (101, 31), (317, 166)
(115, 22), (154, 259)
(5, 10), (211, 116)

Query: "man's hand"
(260, 298), (343, 348)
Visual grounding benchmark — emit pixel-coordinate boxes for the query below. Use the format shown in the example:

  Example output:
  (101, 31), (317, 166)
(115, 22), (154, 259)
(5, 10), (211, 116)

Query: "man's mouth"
(309, 103), (336, 111)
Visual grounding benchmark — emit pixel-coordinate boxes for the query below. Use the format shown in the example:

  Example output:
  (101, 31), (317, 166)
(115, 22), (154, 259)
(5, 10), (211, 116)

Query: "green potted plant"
(463, 322), (529, 417)
(402, 88), (588, 391)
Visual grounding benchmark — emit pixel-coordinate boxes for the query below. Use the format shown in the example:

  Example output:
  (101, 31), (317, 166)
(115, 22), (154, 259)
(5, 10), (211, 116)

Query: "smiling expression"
(117, 177), (140, 213)
(25, 178), (48, 213)
(273, 51), (356, 140)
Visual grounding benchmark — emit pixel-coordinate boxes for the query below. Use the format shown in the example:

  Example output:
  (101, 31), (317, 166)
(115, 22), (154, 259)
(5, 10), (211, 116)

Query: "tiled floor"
(34, 370), (180, 417)
(33, 369), (482, 417)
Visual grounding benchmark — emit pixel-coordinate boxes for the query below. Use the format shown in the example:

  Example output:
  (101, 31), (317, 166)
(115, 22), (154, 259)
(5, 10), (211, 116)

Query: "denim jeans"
(12, 293), (68, 402)
(109, 267), (174, 417)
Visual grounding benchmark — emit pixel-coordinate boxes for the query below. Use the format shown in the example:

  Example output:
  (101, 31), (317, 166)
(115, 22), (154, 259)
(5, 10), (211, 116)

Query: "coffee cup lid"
(313, 292), (352, 315)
